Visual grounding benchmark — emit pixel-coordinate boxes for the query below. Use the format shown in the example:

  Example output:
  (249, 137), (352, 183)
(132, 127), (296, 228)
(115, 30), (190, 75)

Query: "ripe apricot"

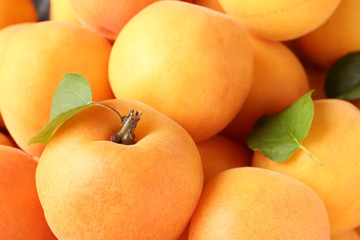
(0, 21), (114, 159)
(109, 1), (253, 142)
(296, 0), (360, 69)
(252, 99), (360, 235)
(188, 167), (330, 239)
(50, 0), (80, 24)
(68, 0), (179, 40)
(36, 98), (203, 240)
(218, 0), (341, 41)
(195, 0), (224, 12)
(196, 135), (251, 183)
(0, 132), (16, 148)
(0, 22), (33, 54)
(0, 0), (37, 29)
(332, 230), (360, 240)
(0, 145), (56, 239)
(222, 34), (309, 144)
(305, 65), (327, 100)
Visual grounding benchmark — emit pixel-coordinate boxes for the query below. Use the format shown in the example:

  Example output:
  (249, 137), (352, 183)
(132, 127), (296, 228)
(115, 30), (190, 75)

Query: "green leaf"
(246, 90), (317, 163)
(28, 73), (93, 144)
(325, 51), (360, 99)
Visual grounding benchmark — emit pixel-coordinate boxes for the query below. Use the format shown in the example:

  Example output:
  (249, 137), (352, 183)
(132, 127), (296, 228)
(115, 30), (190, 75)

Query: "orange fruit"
(188, 167), (330, 239)
(218, 0), (341, 41)
(50, 0), (80, 24)
(109, 1), (253, 142)
(0, 132), (16, 148)
(296, 0), (360, 69)
(68, 0), (179, 40)
(252, 99), (360, 235)
(332, 230), (360, 240)
(36, 98), (203, 240)
(222, 34), (309, 144)
(196, 135), (251, 183)
(0, 0), (37, 29)
(0, 21), (114, 159)
(0, 145), (57, 239)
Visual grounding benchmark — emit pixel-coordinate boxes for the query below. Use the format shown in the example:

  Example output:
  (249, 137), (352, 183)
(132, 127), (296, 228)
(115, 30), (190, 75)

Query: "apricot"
(0, 23), (33, 131)
(68, 0), (179, 40)
(0, 132), (16, 148)
(0, 22), (33, 54)
(218, 0), (341, 41)
(252, 99), (360, 235)
(195, 0), (224, 12)
(222, 34), (309, 144)
(188, 167), (330, 239)
(36, 98), (204, 240)
(296, 0), (360, 69)
(0, 21), (114, 159)
(109, 1), (253, 142)
(0, 0), (37, 29)
(332, 230), (360, 240)
(50, 0), (80, 24)
(0, 145), (56, 239)
(196, 135), (251, 183)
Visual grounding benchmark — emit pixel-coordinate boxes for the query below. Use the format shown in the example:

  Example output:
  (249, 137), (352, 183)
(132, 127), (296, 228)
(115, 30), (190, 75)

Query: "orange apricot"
(195, 0), (224, 12)
(68, 0), (179, 40)
(252, 99), (360, 235)
(36, 98), (204, 240)
(109, 1), (253, 142)
(196, 135), (251, 183)
(0, 0), (37, 29)
(296, 0), (360, 70)
(332, 230), (360, 240)
(0, 132), (16, 148)
(0, 145), (57, 239)
(188, 167), (330, 239)
(0, 21), (114, 159)
(222, 34), (309, 144)
(50, 0), (80, 24)
(218, 0), (341, 41)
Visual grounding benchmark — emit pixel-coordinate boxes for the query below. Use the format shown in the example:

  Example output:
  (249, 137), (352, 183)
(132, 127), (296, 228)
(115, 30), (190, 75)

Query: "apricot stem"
(298, 144), (323, 165)
(110, 109), (142, 145)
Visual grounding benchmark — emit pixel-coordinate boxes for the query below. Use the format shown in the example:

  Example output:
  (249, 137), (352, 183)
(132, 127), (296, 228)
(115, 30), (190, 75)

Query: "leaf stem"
(298, 144), (323, 165)
(92, 101), (123, 123)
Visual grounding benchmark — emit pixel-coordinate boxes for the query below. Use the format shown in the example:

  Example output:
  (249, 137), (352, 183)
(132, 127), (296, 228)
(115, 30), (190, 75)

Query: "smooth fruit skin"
(222, 34), (309, 144)
(0, 21), (114, 159)
(109, 1), (253, 142)
(36, 98), (204, 240)
(0, 146), (57, 240)
(50, 0), (80, 24)
(68, 0), (179, 40)
(195, 0), (224, 12)
(296, 0), (360, 70)
(0, 132), (16, 148)
(332, 230), (360, 240)
(252, 99), (360, 236)
(188, 167), (331, 240)
(196, 135), (252, 183)
(218, 0), (341, 41)
(0, 0), (37, 29)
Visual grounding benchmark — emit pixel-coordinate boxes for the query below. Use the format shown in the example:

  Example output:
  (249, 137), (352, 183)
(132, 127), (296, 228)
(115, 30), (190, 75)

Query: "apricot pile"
(0, 0), (360, 239)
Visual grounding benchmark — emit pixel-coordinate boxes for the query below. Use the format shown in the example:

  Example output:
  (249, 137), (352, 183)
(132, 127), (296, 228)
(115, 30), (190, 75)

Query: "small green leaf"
(325, 51), (360, 99)
(28, 73), (93, 144)
(246, 90), (318, 163)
